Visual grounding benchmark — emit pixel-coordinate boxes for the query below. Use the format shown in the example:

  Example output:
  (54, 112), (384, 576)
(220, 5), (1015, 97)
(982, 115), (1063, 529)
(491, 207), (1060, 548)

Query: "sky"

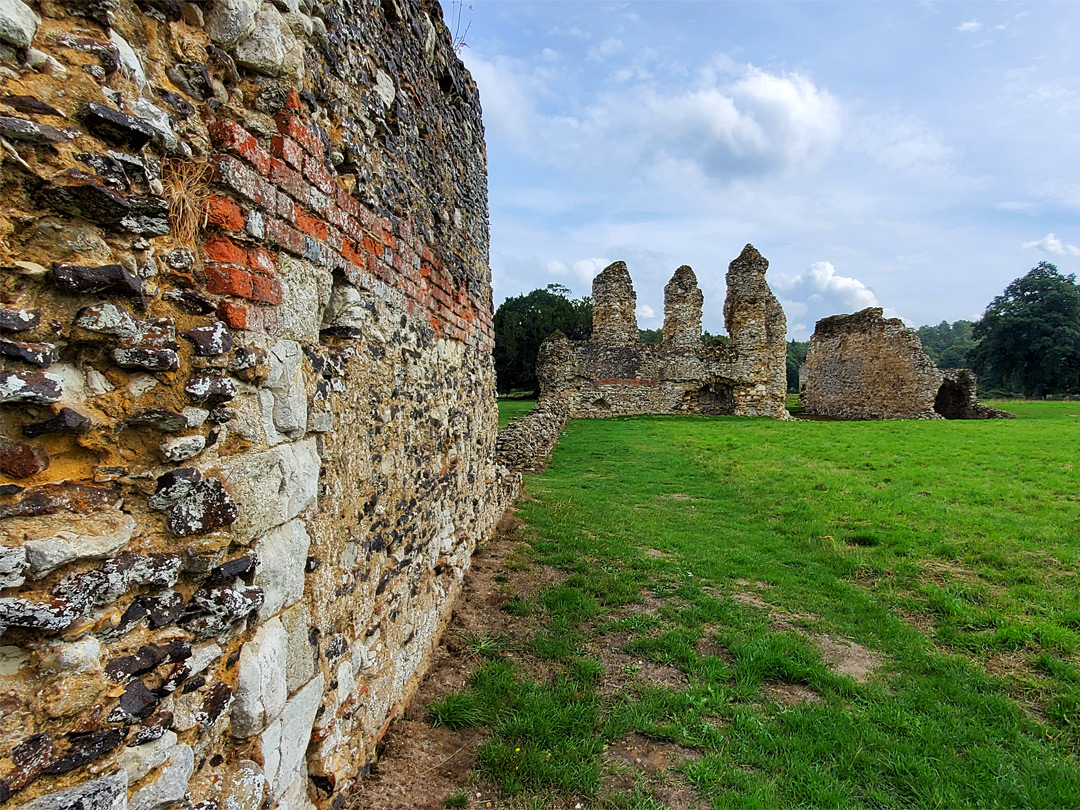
(456, 0), (1080, 339)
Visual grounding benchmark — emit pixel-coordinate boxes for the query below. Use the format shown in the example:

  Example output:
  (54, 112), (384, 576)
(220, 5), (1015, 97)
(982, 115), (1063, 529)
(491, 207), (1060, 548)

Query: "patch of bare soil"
(347, 512), (558, 810)
(589, 633), (686, 696)
(642, 547), (670, 559)
(694, 627), (734, 664)
(601, 733), (705, 810)
(761, 682), (822, 706)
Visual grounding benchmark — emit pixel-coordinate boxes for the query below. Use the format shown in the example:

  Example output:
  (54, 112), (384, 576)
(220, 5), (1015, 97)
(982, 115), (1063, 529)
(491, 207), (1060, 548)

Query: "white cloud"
(1022, 233), (1080, 258)
(588, 37), (624, 60)
(956, 20), (982, 33)
(547, 257), (611, 287)
(851, 115), (955, 175)
(636, 303), (657, 323)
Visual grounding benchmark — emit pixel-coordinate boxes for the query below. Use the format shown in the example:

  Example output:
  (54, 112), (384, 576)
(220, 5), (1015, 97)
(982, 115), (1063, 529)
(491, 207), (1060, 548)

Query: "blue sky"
(457, 1), (1080, 339)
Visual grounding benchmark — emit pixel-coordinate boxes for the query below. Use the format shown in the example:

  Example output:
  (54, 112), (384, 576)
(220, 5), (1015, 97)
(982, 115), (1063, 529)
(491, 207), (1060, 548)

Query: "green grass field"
(440, 401), (1080, 808)
(498, 398), (537, 428)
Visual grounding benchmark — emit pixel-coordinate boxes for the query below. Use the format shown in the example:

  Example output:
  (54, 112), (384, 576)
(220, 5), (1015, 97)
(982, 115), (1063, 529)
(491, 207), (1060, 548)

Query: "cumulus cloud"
(547, 257), (611, 286)
(588, 37), (624, 60)
(956, 20), (982, 33)
(774, 261), (914, 338)
(636, 304), (658, 325)
(1022, 233), (1080, 258)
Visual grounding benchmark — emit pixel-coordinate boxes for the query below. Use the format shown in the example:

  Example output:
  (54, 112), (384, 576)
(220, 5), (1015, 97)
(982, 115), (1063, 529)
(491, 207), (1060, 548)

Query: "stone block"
(280, 601), (314, 694)
(128, 744), (193, 810)
(232, 617), (287, 737)
(260, 673), (323, 801)
(254, 518), (310, 621)
(12, 769), (127, 810)
(11, 511), (136, 579)
(223, 438), (319, 544)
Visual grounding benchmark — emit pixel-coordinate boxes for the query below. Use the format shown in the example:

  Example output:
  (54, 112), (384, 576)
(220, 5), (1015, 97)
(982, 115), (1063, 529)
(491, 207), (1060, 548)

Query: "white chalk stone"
(118, 730), (177, 783)
(0, 0), (38, 48)
(254, 519), (310, 621)
(261, 673), (323, 800)
(232, 617), (288, 737)
(22, 512), (136, 578)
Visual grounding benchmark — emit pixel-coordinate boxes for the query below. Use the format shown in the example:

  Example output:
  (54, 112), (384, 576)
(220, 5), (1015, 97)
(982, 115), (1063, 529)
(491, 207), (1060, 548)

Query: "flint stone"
(180, 584), (262, 638)
(74, 302), (140, 339)
(160, 435), (206, 462)
(0, 339), (55, 367)
(206, 0), (258, 47)
(52, 263), (143, 298)
(195, 681), (233, 726)
(43, 730), (126, 775)
(129, 744), (193, 810)
(182, 321), (233, 356)
(83, 102), (155, 150)
(0, 0), (38, 49)
(13, 769), (127, 810)
(0, 308), (40, 332)
(166, 478), (238, 536)
(0, 116), (77, 144)
(0, 546), (27, 589)
(164, 248), (194, 272)
(222, 438), (319, 544)
(0, 370), (62, 405)
(185, 373), (237, 404)
(113, 347), (180, 372)
(148, 468), (201, 510)
(39, 180), (130, 227)
(124, 590), (184, 629)
(21, 511), (137, 578)
(0, 440), (49, 478)
(235, 4), (291, 76)
(206, 553), (255, 584)
(24, 408), (91, 438)
(129, 409), (188, 432)
(129, 712), (172, 746)
(254, 519), (309, 621)
(231, 617), (287, 736)
(118, 729), (176, 783)
(261, 673), (323, 800)
(121, 196), (170, 238)
(108, 678), (158, 723)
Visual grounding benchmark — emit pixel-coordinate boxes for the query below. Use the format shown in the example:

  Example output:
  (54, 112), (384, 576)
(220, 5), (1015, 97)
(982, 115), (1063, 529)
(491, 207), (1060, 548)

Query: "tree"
(968, 261), (1080, 396)
(917, 320), (976, 368)
(786, 340), (808, 393)
(493, 284), (592, 394)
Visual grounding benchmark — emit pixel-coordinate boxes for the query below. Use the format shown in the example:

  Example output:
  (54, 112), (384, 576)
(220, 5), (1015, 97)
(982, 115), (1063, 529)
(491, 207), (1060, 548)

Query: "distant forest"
(495, 263), (1080, 398)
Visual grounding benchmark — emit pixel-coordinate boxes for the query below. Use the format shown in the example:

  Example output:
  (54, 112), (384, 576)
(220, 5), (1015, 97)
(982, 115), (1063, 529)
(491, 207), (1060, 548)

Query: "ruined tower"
(591, 261), (638, 345)
(663, 265), (704, 352)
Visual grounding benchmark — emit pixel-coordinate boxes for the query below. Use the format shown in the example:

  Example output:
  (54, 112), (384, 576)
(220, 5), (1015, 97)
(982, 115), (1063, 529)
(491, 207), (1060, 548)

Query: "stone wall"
(494, 402), (566, 474)
(536, 245), (790, 420)
(799, 308), (1011, 420)
(0, 2), (505, 810)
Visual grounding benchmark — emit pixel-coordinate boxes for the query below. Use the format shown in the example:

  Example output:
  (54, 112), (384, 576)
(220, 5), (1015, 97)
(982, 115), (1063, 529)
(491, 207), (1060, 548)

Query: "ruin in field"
(536, 245), (790, 420)
(799, 308), (1012, 420)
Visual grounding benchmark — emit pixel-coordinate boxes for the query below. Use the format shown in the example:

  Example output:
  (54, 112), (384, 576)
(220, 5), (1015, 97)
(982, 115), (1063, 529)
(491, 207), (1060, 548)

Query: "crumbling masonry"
(537, 245), (790, 420)
(0, 2), (511, 810)
(799, 308), (1012, 420)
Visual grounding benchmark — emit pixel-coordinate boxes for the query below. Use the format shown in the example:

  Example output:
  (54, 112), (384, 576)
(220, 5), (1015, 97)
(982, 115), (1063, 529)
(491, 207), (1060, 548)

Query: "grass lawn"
(444, 401), (1080, 808)
(498, 398), (537, 429)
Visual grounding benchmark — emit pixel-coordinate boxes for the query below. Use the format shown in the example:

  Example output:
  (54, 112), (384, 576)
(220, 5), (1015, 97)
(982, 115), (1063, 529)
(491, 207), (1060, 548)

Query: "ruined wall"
(0, 2), (504, 810)
(799, 308), (1010, 420)
(536, 245), (790, 420)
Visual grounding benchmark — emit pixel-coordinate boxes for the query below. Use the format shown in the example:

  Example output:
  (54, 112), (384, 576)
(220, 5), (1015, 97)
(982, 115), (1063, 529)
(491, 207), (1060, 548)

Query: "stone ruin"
(799, 308), (1012, 420)
(0, 1), (515, 810)
(536, 245), (790, 420)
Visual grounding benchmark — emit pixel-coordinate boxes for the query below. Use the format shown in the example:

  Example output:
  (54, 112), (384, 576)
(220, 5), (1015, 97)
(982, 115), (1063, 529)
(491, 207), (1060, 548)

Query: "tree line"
(495, 262), (1080, 398)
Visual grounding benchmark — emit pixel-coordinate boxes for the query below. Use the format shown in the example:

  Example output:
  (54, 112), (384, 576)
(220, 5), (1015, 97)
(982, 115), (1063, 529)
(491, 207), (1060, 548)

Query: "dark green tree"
(493, 284), (592, 394)
(786, 340), (808, 393)
(917, 320), (976, 368)
(968, 261), (1080, 396)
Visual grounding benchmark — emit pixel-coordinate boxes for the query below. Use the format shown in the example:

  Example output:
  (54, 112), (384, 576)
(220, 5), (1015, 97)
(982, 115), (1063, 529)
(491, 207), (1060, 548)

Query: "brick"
(283, 87), (304, 113)
(271, 135), (304, 171)
(206, 195), (244, 231)
(249, 275), (282, 305)
(273, 112), (323, 157)
(218, 300), (250, 330)
(295, 209), (328, 242)
(204, 235), (247, 265)
(270, 157), (308, 203)
(206, 265), (254, 298)
(302, 154), (336, 196)
(209, 119), (271, 175)
(265, 217), (307, 257)
(213, 155), (273, 207)
(361, 234), (383, 257)
(247, 246), (276, 276)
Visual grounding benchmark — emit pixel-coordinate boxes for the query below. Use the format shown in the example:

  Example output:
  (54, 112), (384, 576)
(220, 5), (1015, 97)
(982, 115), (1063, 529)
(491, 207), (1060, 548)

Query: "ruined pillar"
(662, 265), (704, 351)
(591, 261), (638, 345)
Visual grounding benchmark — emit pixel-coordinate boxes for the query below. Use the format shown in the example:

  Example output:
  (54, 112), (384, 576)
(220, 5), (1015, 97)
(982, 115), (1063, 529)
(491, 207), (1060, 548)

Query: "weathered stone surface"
(23, 408), (91, 438)
(181, 584), (262, 638)
(52, 263), (143, 298)
(222, 440), (318, 543)
(234, 4), (293, 77)
(129, 409), (188, 432)
(166, 478), (238, 536)
(74, 302), (140, 339)
(0, 545), (28, 589)
(253, 519), (309, 621)
(280, 601), (314, 694)
(184, 373), (237, 404)
(118, 730), (176, 783)
(0, 116), (77, 145)
(0, 0), (38, 49)
(260, 339), (307, 443)
(0, 440), (49, 478)
(83, 102), (155, 150)
(0, 308), (40, 332)
(113, 347), (180, 372)
(128, 744), (193, 810)
(538, 246), (790, 420)
(799, 308), (1012, 421)
(43, 730), (126, 775)
(206, 0), (258, 47)
(160, 434), (206, 462)
(231, 617), (287, 736)
(16, 511), (137, 578)
(13, 769), (127, 810)
(148, 468), (201, 510)
(0, 370), (63, 405)
(0, 339), (56, 367)
(261, 673), (323, 800)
